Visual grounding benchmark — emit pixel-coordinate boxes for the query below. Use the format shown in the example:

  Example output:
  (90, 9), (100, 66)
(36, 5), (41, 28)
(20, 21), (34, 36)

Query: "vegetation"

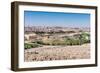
(25, 43), (42, 49)
(25, 32), (90, 49)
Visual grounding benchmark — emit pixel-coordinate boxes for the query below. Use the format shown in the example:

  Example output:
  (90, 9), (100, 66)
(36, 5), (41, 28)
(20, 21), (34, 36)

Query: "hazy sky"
(24, 11), (90, 28)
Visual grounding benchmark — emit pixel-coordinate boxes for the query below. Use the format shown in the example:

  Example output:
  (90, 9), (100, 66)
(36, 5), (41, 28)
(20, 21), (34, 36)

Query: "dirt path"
(24, 44), (90, 62)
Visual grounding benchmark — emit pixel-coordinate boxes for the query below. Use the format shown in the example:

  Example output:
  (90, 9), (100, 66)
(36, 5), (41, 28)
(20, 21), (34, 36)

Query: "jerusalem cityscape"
(24, 11), (90, 62)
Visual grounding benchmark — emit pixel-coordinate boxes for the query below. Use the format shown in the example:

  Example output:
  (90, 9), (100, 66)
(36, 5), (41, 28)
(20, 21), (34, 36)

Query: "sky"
(24, 11), (90, 28)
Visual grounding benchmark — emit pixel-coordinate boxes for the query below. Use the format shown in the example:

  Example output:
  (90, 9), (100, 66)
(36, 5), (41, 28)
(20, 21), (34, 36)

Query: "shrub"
(79, 32), (90, 44)
(24, 43), (42, 49)
(24, 43), (33, 49)
(64, 37), (81, 45)
(71, 39), (80, 45)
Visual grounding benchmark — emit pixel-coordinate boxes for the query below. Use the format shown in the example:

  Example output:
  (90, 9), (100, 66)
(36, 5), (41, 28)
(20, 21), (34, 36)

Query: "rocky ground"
(24, 44), (90, 62)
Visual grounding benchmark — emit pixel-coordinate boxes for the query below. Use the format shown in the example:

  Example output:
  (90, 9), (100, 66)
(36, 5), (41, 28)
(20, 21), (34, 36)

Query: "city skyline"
(24, 11), (90, 28)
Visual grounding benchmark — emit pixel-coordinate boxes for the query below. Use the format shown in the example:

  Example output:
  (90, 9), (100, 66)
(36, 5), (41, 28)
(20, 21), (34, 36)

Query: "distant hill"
(24, 26), (90, 33)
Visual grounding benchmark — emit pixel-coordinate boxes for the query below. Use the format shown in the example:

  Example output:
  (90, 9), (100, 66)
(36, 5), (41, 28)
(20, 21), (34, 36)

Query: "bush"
(24, 43), (33, 49)
(71, 39), (80, 45)
(79, 32), (90, 44)
(24, 43), (42, 49)
(64, 38), (81, 45)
